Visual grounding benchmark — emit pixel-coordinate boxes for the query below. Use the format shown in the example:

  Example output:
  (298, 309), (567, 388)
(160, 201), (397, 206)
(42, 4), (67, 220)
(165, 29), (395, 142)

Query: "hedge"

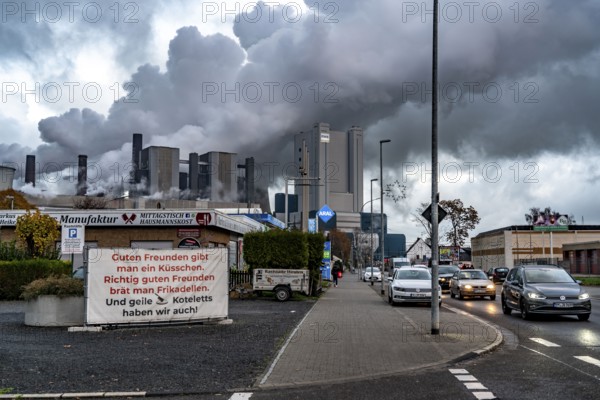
(0, 260), (72, 300)
(243, 231), (324, 296)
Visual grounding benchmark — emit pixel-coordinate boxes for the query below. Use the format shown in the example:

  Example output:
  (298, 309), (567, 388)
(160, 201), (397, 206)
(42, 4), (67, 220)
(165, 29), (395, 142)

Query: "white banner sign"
(86, 248), (228, 325)
(61, 224), (85, 254)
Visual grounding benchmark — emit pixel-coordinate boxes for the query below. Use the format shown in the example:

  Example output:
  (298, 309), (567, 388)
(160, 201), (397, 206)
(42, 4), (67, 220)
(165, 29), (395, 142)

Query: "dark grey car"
(501, 265), (592, 321)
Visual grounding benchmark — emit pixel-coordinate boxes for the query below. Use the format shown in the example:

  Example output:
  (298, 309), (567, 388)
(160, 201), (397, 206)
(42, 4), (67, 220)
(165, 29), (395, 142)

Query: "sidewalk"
(258, 275), (502, 388)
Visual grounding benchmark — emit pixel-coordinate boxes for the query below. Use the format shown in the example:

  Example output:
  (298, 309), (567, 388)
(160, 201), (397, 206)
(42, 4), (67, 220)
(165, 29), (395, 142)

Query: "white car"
(387, 267), (442, 306)
(363, 267), (382, 282)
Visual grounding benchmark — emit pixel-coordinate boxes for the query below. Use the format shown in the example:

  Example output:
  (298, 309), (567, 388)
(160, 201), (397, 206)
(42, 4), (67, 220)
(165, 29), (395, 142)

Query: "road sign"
(61, 224), (85, 254)
(421, 204), (447, 224)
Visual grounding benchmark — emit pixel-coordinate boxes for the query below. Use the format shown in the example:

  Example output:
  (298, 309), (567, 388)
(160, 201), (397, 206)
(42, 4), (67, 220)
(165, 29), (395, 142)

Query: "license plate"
(412, 293), (428, 297)
(554, 303), (573, 308)
(474, 289), (486, 293)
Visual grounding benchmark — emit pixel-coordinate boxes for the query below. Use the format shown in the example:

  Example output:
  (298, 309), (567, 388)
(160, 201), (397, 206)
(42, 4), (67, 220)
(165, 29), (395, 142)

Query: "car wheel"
(274, 287), (291, 302)
(388, 292), (392, 304)
(458, 290), (464, 300)
(490, 295), (496, 301)
(520, 300), (530, 320)
(578, 314), (590, 321)
(450, 290), (455, 299)
(501, 296), (511, 315)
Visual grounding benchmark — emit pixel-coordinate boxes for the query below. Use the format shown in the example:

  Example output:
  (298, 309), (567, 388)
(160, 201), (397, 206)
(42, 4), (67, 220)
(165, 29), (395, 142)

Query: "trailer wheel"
(274, 286), (291, 302)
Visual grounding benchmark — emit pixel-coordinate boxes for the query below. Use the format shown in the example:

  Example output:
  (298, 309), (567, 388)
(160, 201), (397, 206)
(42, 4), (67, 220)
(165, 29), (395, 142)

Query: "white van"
(391, 257), (411, 270)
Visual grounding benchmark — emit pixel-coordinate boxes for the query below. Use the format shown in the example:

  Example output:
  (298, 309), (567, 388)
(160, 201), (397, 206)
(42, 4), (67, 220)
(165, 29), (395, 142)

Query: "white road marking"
(473, 392), (497, 400)
(450, 368), (496, 399)
(575, 356), (600, 368)
(456, 375), (478, 382)
(229, 393), (253, 400)
(465, 382), (488, 390)
(530, 338), (561, 347)
(521, 345), (600, 381)
(449, 368), (469, 374)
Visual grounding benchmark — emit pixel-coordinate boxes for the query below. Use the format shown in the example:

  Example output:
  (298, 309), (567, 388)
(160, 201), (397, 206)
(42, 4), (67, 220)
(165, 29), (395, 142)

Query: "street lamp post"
(379, 139), (391, 294)
(358, 197), (380, 280)
(6, 195), (14, 210)
(370, 178), (378, 281)
(431, 0), (440, 335)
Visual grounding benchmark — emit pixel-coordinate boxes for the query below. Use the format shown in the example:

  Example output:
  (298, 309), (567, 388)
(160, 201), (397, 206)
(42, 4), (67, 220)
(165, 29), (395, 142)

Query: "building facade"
(294, 122), (364, 214)
(139, 146), (180, 195)
(471, 225), (600, 269)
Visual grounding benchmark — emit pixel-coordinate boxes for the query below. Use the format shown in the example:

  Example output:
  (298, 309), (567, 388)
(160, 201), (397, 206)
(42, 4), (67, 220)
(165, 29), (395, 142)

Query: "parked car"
(363, 266), (382, 282)
(501, 264), (592, 321)
(72, 266), (85, 280)
(487, 267), (509, 283)
(450, 269), (496, 300)
(387, 267), (441, 306)
(438, 265), (460, 291)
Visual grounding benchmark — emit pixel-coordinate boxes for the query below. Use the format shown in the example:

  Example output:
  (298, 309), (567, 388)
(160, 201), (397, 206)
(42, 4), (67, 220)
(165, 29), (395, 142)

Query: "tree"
(15, 210), (60, 258)
(0, 189), (35, 210)
(439, 199), (480, 250)
(411, 202), (449, 245)
(329, 229), (351, 266)
(73, 196), (108, 209)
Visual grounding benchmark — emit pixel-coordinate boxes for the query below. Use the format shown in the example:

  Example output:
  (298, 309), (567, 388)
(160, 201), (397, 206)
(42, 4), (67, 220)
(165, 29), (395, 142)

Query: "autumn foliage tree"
(15, 210), (60, 258)
(0, 189), (35, 210)
(439, 199), (480, 248)
(329, 229), (351, 266)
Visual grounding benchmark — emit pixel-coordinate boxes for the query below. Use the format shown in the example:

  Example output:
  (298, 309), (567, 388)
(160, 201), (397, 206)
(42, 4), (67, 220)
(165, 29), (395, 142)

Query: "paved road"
(1, 275), (505, 399)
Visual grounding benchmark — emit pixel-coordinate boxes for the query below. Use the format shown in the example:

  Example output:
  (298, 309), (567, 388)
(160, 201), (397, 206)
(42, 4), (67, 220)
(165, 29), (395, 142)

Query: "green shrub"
(0, 259), (71, 300)
(244, 230), (308, 270)
(21, 275), (84, 301)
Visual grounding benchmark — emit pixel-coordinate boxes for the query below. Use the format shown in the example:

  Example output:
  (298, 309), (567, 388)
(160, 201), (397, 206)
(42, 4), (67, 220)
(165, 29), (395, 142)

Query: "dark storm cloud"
(2, 0), (599, 191)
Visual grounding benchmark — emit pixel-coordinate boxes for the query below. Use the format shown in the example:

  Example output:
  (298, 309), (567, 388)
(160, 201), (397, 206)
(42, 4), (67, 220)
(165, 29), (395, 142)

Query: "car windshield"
(439, 266), (459, 274)
(397, 269), (431, 280)
(525, 268), (574, 284)
(496, 268), (508, 273)
(367, 267), (380, 273)
(459, 271), (488, 280)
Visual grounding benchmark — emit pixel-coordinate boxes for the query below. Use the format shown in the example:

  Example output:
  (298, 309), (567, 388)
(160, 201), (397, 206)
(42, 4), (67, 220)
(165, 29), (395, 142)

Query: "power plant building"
(139, 146), (180, 196)
(294, 122), (364, 214)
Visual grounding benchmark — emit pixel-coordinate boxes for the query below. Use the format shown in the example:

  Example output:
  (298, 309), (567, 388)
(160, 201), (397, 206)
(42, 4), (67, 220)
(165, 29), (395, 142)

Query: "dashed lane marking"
(530, 338), (561, 347)
(229, 393), (253, 399)
(449, 369), (496, 400)
(574, 356), (600, 368)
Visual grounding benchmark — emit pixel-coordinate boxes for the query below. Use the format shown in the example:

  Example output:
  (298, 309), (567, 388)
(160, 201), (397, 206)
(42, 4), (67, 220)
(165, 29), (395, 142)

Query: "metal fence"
(229, 270), (252, 289)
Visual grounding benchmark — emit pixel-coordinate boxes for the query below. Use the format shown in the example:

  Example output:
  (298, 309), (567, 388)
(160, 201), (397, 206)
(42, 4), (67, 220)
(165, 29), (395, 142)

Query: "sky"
(1, 0), (600, 247)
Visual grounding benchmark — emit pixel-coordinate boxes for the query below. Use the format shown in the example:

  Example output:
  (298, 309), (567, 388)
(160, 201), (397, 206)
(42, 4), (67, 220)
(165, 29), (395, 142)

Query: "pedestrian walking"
(332, 264), (340, 287)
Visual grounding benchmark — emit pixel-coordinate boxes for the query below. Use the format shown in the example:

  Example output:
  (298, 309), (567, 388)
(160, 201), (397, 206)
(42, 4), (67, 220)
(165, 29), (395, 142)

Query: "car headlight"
(579, 293), (590, 300)
(527, 292), (546, 299)
(393, 286), (403, 291)
(440, 278), (446, 282)
(464, 285), (472, 289)
(486, 285), (495, 289)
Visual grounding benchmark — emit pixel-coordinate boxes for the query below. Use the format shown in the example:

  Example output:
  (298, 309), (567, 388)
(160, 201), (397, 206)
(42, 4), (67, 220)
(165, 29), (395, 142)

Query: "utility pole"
(431, 0), (440, 335)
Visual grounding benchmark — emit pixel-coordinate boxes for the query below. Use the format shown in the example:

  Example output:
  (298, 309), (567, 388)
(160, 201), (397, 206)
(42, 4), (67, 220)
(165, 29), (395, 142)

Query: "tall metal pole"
(370, 178), (377, 272)
(380, 139), (390, 294)
(284, 178), (289, 229)
(431, 0), (440, 335)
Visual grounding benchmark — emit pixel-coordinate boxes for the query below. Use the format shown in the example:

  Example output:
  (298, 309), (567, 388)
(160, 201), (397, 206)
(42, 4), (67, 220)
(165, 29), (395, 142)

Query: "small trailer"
(252, 268), (310, 301)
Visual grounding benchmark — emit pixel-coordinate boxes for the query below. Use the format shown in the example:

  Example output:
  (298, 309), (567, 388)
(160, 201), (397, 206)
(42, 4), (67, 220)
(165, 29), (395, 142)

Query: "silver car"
(387, 267), (442, 306)
(449, 269), (496, 300)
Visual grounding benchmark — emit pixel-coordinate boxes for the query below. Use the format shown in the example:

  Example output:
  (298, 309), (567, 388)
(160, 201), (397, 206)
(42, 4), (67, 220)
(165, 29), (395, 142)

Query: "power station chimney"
(132, 133), (143, 183)
(77, 155), (87, 196)
(25, 155), (35, 187)
(189, 152), (199, 198)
